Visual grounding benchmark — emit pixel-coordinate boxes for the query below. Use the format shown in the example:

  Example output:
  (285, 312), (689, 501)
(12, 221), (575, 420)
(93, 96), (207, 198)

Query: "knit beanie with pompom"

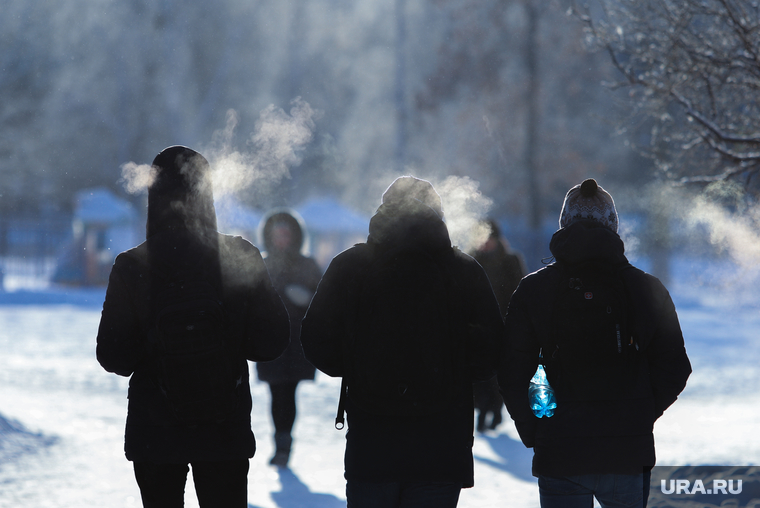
(559, 178), (618, 233)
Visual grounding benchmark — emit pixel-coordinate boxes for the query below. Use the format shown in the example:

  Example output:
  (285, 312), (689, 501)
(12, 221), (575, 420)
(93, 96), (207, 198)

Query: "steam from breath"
(435, 175), (493, 252)
(682, 184), (760, 271)
(120, 161), (156, 194)
(207, 98), (316, 198)
(119, 97), (317, 199)
(632, 181), (760, 287)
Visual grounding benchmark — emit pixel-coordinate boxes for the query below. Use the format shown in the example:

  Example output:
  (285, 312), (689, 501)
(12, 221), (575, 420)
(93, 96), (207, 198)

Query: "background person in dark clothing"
(96, 146), (290, 508)
(470, 218), (526, 314)
(498, 179), (691, 508)
(469, 218), (526, 432)
(256, 209), (322, 467)
(300, 176), (505, 508)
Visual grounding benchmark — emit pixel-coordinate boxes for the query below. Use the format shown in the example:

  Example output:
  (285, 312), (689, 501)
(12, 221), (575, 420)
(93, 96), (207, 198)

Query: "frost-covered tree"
(2, 0), (644, 221)
(0, 1), (58, 213)
(413, 0), (636, 223)
(40, 0), (268, 199)
(575, 0), (760, 194)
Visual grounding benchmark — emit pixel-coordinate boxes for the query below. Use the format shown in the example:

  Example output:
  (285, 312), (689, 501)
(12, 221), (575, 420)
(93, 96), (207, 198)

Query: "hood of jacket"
(259, 208), (307, 258)
(549, 220), (628, 267)
(146, 146), (217, 240)
(367, 200), (451, 255)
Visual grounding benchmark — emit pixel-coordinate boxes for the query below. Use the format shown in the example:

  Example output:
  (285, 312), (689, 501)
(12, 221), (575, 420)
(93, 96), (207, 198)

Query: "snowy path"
(0, 264), (759, 507)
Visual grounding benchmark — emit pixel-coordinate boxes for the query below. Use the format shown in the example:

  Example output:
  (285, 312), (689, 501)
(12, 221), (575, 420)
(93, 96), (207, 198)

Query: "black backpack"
(148, 266), (243, 425)
(543, 261), (639, 402)
(335, 243), (461, 426)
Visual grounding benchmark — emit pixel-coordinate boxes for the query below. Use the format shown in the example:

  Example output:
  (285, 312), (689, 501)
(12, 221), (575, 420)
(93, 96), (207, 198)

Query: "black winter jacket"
(301, 202), (505, 487)
(498, 221), (691, 476)
(97, 230), (290, 463)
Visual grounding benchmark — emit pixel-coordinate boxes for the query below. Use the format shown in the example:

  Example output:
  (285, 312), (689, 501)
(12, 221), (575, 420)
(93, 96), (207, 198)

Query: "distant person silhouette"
(256, 209), (322, 468)
(469, 218), (526, 432)
(301, 176), (505, 508)
(96, 146), (290, 508)
(498, 178), (691, 508)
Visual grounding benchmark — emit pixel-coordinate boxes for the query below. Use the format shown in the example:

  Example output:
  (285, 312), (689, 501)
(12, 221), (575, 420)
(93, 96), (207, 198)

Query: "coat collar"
(549, 220), (628, 267)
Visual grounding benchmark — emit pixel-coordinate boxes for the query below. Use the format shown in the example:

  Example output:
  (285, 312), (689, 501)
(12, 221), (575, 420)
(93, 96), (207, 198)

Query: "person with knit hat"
(498, 179), (691, 507)
(301, 176), (505, 507)
(96, 146), (290, 508)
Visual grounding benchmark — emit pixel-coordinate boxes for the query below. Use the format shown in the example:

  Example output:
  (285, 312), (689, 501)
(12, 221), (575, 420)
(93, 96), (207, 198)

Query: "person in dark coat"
(498, 179), (691, 508)
(96, 146), (290, 508)
(471, 218), (526, 314)
(469, 218), (526, 432)
(300, 176), (505, 508)
(255, 209), (322, 467)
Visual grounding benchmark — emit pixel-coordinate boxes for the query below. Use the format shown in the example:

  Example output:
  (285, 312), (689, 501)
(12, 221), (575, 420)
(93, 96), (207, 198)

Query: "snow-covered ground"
(0, 255), (758, 508)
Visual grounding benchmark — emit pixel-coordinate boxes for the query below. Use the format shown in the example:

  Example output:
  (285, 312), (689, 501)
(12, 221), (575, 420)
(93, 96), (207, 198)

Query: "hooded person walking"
(96, 146), (290, 508)
(301, 176), (505, 508)
(256, 209), (322, 467)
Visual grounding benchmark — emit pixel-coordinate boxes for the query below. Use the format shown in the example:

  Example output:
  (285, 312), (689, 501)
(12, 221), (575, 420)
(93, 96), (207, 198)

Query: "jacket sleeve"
(459, 257), (507, 383)
(304, 257), (324, 293)
(96, 253), (145, 377)
(498, 276), (542, 448)
(300, 250), (358, 378)
(222, 237), (290, 362)
(632, 273), (692, 418)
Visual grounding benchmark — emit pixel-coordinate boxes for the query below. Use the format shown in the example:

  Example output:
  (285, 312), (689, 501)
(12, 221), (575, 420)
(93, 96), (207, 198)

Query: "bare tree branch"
(702, 134), (760, 161)
(670, 90), (760, 144)
(573, 0), (760, 186)
(678, 162), (760, 184)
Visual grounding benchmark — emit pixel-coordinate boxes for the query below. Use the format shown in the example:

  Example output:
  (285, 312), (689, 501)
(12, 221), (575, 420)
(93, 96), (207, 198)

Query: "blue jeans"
(346, 480), (462, 508)
(538, 473), (650, 508)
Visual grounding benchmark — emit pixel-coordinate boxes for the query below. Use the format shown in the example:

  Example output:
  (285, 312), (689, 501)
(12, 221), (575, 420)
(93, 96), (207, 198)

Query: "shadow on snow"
(475, 432), (535, 483)
(249, 467), (344, 508)
(0, 412), (58, 466)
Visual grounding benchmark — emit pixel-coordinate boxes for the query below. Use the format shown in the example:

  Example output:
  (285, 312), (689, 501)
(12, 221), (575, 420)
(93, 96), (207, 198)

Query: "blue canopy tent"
(53, 188), (139, 286)
(295, 197), (369, 269)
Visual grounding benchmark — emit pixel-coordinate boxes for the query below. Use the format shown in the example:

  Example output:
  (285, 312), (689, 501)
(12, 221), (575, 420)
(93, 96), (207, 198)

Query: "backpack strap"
(334, 244), (375, 430)
(335, 378), (347, 430)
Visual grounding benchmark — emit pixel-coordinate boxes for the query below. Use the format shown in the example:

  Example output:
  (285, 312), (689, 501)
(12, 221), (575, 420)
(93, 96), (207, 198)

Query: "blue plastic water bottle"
(528, 364), (556, 418)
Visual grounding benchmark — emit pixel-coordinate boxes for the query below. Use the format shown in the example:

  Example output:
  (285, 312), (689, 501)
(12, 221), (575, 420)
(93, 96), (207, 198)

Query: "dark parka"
(301, 195), (505, 488)
(498, 221), (691, 477)
(96, 146), (290, 463)
(256, 210), (321, 384)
